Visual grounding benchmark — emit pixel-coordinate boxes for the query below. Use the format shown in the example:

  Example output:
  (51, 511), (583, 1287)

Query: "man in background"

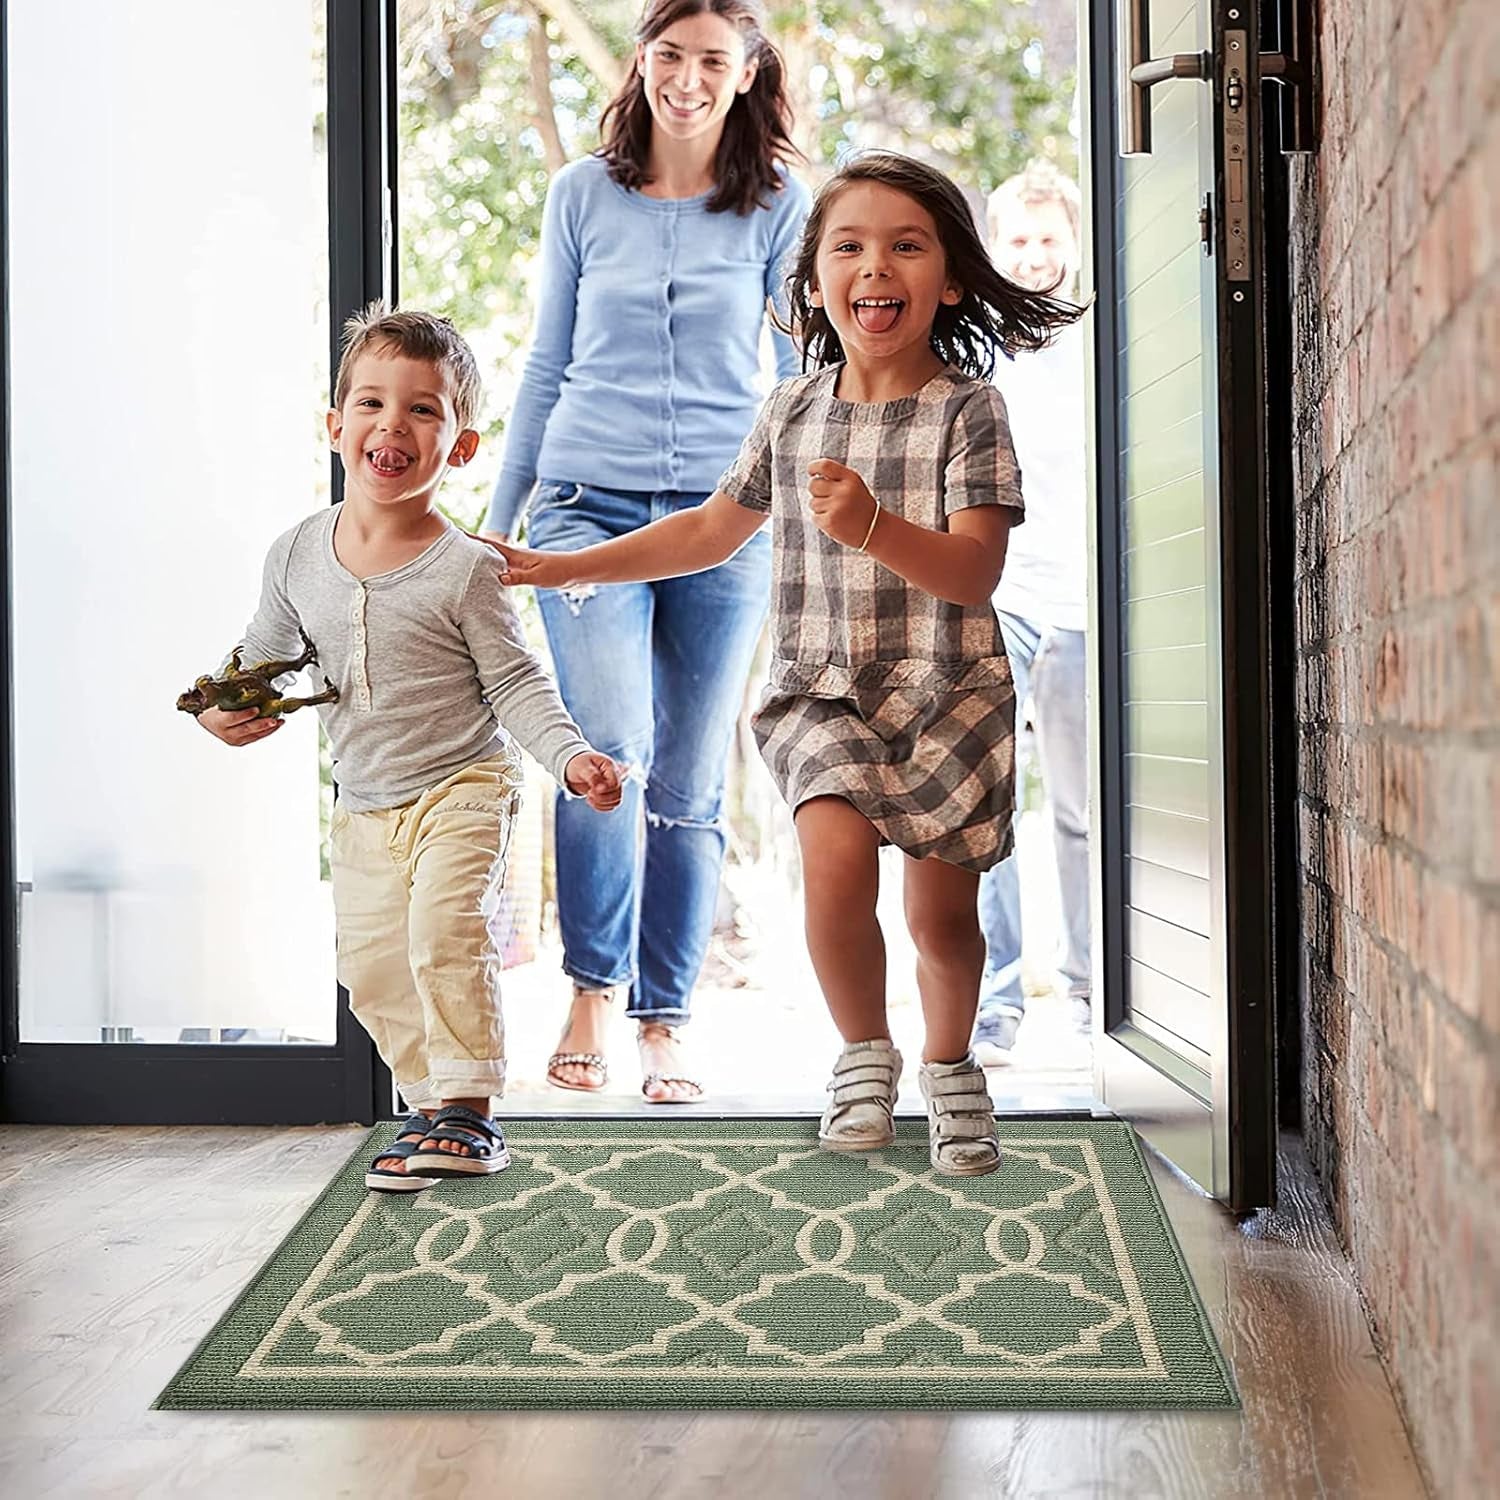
(975, 161), (1092, 1064)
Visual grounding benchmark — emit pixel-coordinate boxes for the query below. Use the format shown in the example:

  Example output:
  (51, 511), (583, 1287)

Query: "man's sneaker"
(973, 1011), (1022, 1067)
(1070, 996), (1093, 1034)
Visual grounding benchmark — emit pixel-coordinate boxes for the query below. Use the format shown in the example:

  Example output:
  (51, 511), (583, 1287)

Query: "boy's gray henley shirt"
(232, 505), (590, 812)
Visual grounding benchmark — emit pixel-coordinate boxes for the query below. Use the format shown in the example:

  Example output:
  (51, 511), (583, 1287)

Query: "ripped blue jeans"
(525, 479), (771, 1024)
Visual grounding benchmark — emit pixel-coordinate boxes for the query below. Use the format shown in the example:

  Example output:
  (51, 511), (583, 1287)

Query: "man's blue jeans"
(526, 480), (770, 1026)
(976, 611), (1091, 1032)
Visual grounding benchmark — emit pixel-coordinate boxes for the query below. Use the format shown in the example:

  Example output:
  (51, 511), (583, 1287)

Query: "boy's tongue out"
(854, 299), (903, 333)
(368, 446), (412, 475)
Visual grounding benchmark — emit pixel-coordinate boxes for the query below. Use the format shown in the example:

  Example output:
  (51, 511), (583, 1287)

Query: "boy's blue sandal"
(365, 1111), (442, 1193)
(411, 1105), (512, 1178)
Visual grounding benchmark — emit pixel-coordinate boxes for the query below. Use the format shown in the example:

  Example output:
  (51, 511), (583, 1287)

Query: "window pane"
(8, 0), (335, 1044)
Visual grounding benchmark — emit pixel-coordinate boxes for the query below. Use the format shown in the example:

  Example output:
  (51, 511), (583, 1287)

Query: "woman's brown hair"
(783, 152), (1086, 379)
(598, 0), (800, 216)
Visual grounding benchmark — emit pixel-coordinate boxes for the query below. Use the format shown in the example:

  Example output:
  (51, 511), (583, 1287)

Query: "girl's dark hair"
(784, 152), (1086, 379)
(598, 0), (800, 216)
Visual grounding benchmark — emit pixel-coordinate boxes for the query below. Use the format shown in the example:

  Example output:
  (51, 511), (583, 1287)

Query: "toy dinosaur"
(176, 629), (340, 720)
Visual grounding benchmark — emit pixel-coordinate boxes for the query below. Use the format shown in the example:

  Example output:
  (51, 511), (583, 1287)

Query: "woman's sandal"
(411, 1104), (512, 1178)
(918, 1054), (1002, 1177)
(366, 1110), (441, 1193)
(637, 1022), (705, 1104)
(818, 1039), (903, 1152)
(546, 987), (611, 1093)
(547, 1050), (608, 1092)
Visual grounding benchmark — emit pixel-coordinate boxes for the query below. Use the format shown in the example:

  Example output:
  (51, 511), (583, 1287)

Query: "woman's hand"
(564, 751), (623, 812)
(807, 459), (879, 549)
(475, 532), (577, 590)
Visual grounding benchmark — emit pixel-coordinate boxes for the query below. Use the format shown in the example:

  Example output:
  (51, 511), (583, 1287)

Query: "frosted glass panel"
(8, 0), (335, 1043)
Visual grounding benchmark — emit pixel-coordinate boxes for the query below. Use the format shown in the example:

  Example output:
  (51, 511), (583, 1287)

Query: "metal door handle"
(1119, 0), (1210, 156)
(1264, 0), (1318, 152)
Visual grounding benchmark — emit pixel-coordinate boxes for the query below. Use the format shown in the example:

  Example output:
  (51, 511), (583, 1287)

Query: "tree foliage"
(396, 0), (1078, 524)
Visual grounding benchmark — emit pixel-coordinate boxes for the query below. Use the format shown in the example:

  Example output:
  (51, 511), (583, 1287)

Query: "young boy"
(193, 303), (621, 1192)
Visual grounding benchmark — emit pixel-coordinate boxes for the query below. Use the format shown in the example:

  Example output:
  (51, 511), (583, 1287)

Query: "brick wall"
(1289, 0), (1498, 1492)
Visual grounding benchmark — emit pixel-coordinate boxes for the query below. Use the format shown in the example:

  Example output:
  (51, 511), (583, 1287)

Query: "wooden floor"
(0, 1124), (1427, 1500)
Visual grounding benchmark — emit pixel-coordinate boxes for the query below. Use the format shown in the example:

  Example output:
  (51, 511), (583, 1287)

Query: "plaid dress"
(718, 364), (1024, 872)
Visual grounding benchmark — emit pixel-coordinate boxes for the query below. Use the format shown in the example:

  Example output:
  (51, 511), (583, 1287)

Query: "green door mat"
(156, 1118), (1236, 1410)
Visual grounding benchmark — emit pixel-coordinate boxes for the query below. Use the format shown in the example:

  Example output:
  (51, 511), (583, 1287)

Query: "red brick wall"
(1289, 0), (1498, 1491)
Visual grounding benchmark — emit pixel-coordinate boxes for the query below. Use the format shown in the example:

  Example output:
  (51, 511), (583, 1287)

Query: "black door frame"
(326, 0), (400, 1123)
(0, 0), (394, 1125)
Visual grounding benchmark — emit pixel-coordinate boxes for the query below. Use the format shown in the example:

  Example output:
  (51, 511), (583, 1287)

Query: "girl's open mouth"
(853, 297), (904, 333)
(367, 447), (413, 476)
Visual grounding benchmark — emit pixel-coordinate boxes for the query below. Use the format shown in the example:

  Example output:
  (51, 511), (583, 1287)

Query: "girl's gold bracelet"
(858, 501), (881, 553)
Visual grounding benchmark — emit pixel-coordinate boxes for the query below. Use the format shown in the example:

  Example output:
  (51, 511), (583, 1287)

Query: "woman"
(481, 0), (808, 1101)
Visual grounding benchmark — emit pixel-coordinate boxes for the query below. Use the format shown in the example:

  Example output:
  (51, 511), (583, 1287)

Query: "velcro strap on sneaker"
(832, 1079), (896, 1104)
(834, 1047), (896, 1068)
(932, 1115), (995, 1140)
(926, 1068), (989, 1096)
(830, 1061), (897, 1087)
(928, 1091), (991, 1117)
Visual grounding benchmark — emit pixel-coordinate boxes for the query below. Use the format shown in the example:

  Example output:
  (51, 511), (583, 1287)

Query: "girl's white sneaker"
(818, 1038), (903, 1152)
(918, 1054), (1002, 1177)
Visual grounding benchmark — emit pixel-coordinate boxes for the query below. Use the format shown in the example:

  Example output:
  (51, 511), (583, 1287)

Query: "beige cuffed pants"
(329, 754), (523, 1108)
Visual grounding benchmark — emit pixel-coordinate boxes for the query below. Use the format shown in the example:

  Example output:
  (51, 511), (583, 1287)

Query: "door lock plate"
(1222, 30), (1250, 282)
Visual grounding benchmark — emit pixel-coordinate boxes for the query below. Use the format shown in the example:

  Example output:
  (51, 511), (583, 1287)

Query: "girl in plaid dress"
(494, 153), (1083, 1175)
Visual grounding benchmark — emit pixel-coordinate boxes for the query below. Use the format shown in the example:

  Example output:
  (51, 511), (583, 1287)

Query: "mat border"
(155, 1118), (1239, 1410)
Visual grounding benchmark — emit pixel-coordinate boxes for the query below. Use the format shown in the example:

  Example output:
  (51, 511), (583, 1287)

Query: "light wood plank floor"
(0, 1125), (1426, 1500)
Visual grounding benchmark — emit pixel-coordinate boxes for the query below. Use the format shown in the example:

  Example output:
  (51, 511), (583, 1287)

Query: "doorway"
(391, 0), (1098, 1118)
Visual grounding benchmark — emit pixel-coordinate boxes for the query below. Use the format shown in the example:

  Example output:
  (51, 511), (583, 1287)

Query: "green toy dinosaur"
(176, 629), (340, 720)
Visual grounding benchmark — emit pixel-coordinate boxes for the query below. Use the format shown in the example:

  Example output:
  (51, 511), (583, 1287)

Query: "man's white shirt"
(992, 320), (1089, 633)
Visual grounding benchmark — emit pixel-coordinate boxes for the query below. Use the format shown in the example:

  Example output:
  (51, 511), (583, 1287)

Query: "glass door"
(0, 0), (388, 1123)
(1084, 0), (1300, 1207)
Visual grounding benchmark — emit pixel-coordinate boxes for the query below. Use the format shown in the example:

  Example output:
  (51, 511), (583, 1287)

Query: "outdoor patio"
(497, 811), (1095, 1116)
